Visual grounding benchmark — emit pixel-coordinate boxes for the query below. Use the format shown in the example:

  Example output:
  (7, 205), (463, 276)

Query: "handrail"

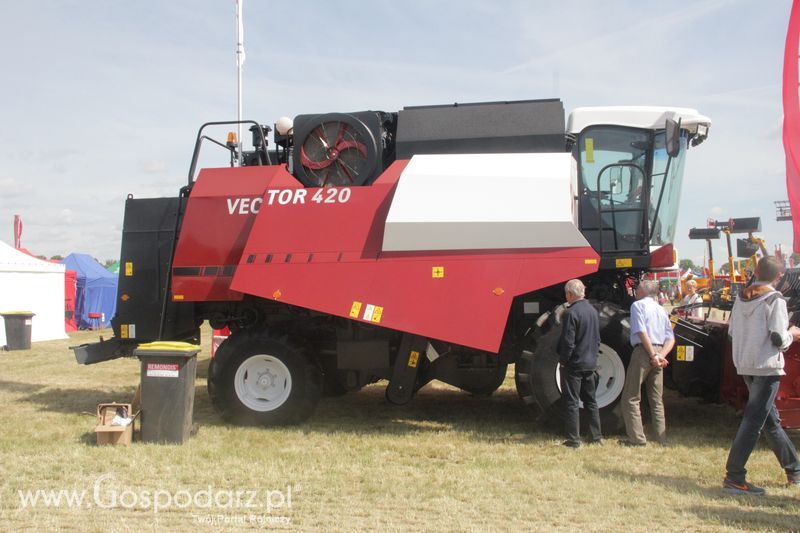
(187, 120), (271, 186)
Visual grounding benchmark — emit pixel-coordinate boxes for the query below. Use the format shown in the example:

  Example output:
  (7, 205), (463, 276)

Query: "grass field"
(0, 328), (798, 531)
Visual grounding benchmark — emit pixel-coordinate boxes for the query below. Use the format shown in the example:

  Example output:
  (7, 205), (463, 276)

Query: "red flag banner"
(783, 0), (800, 252)
(13, 214), (22, 249)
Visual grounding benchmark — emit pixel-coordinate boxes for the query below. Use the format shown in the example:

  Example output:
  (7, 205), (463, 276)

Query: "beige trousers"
(621, 344), (665, 444)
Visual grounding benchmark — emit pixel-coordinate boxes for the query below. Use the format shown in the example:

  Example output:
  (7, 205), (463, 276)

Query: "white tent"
(0, 240), (67, 345)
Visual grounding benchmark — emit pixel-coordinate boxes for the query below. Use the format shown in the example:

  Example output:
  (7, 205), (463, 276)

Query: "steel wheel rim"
(234, 354), (292, 412)
(555, 343), (625, 409)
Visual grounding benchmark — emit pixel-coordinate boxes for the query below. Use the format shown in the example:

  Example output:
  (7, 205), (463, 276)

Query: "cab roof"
(567, 106), (711, 135)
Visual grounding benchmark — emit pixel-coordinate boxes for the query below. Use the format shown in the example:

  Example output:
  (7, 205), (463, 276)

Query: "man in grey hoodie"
(723, 256), (800, 495)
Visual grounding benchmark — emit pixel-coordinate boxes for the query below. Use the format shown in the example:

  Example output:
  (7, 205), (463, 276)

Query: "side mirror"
(665, 117), (682, 158)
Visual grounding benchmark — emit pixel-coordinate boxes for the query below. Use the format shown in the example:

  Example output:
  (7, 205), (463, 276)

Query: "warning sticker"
(363, 304), (375, 322)
(146, 363), (180, 378)
(676, 345), (694, 362)
(125, 262), (133, 276)
(615, 258), (633, 268)
(349, 301), (362, 318)
(408, 350), (420, 368)
(120, 324), (136, 339)
(432, 266), (445, 278)
(371, 306), (383, 323)
(585, 138), (595, 163)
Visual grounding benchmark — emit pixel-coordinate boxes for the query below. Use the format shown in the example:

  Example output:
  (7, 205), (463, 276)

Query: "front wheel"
(514, 302), (632, 432)
(208, 329), (322, 425)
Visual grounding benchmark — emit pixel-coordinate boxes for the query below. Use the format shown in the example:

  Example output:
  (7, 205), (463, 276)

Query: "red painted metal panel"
(229, 160), (600, 352)
(649, 243), (674, 269)
(172, 165), (293, 301)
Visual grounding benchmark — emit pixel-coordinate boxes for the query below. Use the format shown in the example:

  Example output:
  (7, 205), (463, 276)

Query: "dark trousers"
(561, 367), (602, 444)
(725, 375), (800, 483)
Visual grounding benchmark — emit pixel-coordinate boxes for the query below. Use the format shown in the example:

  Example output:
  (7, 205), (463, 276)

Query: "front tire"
(514, 302), (632, 432)
(208, 329), (322, 425)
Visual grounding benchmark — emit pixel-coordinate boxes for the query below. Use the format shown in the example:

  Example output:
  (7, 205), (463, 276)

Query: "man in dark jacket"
(557, 279), (602, 448)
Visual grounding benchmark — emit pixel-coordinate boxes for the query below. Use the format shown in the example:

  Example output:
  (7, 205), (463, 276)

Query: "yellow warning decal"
(371, 306), (383, 323)
(173, 294), (185, 301)
(615, 258), (632, 268)
(676, 345), (686, 361)
(432, 266), (445, 278)
(125, 262), (133, 276)
(584, 259), (598, 265)
(120, 324), (129, 339)
(349, 301), (362, 318)
(408, 350), (420, 368)
(585, 138), (595, 163)
(670, 315), (679, 328)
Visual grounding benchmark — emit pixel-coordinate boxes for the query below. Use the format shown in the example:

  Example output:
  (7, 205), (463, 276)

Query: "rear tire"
(459, 364), (508, 396)
(514, 302), (632, 432)
(208, 328), (322, 425)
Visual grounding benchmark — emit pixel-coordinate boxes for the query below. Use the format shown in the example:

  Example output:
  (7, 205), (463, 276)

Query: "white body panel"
(0, 241), (67, 344)
(567, 106), (712, 134)
(383, 153), (589, 252)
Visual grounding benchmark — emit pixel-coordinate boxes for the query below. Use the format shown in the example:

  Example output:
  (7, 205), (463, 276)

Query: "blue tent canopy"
(62, 253), (118, 329)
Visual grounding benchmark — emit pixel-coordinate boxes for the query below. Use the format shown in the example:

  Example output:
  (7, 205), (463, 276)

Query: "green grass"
(0, 328), (798, 531)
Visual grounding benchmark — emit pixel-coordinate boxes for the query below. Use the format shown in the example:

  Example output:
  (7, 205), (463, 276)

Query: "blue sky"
(0, 0), (793, 266)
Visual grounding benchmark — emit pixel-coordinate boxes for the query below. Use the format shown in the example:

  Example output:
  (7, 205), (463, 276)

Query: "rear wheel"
(459, 363), (508, 396)
(515, 302), (632, 432)
(208, 329), (322, 425)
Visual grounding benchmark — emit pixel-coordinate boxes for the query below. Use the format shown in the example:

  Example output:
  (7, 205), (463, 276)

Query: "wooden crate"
(95, 403), (134, 446)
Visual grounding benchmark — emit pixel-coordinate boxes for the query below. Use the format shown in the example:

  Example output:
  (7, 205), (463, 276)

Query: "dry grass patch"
(0, 328), (797, 531)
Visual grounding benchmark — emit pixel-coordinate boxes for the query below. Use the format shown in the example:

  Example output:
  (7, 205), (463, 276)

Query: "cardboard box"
(95, 403), (134, 446)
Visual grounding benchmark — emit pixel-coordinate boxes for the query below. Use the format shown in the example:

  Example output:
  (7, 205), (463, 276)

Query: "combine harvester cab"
(73, 100), (711, 428)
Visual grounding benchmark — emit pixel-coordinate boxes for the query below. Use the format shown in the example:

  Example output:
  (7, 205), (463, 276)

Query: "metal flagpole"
(235, 0), (245, 165)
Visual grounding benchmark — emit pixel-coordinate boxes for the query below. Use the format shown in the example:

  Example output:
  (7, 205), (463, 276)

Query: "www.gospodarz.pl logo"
(16, 474), (297, 516)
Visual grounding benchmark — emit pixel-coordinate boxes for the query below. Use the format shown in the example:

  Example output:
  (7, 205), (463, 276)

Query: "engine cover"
(291, 111), (395, 187)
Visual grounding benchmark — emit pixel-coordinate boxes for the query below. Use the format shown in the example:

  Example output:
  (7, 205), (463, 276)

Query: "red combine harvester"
(73, 99), (712, 428)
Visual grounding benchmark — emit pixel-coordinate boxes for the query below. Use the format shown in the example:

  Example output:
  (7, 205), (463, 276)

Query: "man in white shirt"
(621, 279), (675, 446)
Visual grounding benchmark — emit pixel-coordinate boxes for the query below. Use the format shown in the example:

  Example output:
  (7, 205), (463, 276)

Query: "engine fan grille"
(299, 121), (371, 187)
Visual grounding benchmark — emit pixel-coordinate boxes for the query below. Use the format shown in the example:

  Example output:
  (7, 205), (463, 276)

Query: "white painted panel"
(383, 153), (588, 252)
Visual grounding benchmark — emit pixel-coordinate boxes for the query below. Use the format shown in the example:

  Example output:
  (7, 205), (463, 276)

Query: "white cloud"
(140, 160), (168, 174)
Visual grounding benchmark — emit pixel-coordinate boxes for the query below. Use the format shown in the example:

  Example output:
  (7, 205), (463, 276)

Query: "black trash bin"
(1, 312), (35, 351)
(135, 342), (200, 443)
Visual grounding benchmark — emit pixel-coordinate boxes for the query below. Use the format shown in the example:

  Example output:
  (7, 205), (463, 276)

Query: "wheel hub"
(257, 369), (276, 389)
(234, 354), (293, 412)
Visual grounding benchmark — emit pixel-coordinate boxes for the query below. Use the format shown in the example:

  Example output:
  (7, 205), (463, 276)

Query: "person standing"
(557, 279), (602, 448)
(678, 279), (703, 319)
(723, 256), (800, 495)
(621, 279), (675, 446)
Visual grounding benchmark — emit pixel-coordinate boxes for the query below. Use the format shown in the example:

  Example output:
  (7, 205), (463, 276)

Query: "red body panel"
(172, 166), (286, 302)
(649, 243), (674, 269)
(219, 161), (600, 353)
